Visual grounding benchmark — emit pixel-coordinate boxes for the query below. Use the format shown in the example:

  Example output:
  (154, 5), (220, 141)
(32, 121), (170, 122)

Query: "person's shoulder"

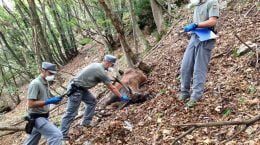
(207, 0), (218, 5)
(92, 63), (103, 69)
(88, 63), (101, 68)
(29, 77), (41, 87)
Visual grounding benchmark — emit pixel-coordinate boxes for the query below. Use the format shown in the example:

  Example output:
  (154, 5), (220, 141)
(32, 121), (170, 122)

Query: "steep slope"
(0, 1), (259, 145)
(70, 1), (259, 144)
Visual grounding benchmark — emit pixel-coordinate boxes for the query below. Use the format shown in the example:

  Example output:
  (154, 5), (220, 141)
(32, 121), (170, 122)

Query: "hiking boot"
(186, 100), (197, 108)
(82, 124), (93, 128)
(81, 122), (96, 128)
(62, 136), (70, 141)
(177, 94), (189, 101)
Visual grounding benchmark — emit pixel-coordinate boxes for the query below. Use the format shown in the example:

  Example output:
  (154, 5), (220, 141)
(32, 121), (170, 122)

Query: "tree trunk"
(64, 1), (78, 56)
(16, 0), (30, 28)
(47, 0), (72, 60)
(0, 32), (24, 67)
(167, 0), (171, 14)
(128, 0), (150, 53)
(150, 0), (164, 34)
(0, 32), (34, 78)
(98, 0), (136, 68)
(0, 64), (19, 105)
(128, 0), (138, 54)
(27, 0), (54, 62)
(82, 0), (113, 53)
(38, 0), (67, 65)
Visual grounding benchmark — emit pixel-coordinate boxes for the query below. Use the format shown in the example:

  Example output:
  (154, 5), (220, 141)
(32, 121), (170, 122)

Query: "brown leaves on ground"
(69, 0), (259, 144)
(1, 0), (259, 145)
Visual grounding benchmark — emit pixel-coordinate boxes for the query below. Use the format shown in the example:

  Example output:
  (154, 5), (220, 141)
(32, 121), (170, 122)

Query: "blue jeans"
(180, 35), (215, 101)
(24, 117), (63, 145)
(60, 90), (96, 138)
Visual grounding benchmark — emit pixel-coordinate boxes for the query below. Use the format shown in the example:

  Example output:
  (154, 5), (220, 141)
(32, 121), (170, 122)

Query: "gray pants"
(60, 90), (96, 138)
(180, 35), (215, 101)
(24, 117), (63, 145)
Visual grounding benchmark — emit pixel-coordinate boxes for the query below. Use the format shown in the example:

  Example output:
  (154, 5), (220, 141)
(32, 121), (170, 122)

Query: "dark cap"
(104, 55), (117, 64)
(42, 62), (57, 74)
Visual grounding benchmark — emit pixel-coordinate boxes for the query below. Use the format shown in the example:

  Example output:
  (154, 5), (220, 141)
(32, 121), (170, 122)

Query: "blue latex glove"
(184, 23), (198, 32)
(45, 96), (62, 105)
(121, 95), (129, 102)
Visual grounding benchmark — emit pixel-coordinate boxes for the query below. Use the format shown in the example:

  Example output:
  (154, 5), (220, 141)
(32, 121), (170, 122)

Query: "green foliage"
(176, 75), (181, 81)
(159, 89), (167, 95)
(223, 108), (232, 116)
(134, 0), (155, 29)
(231, 49), (240, 57)
(66, 17), (78, 27)
(151, 31), (164, 42)
(257, 2), (260, 11)
(79, 38), (92, 46)
(6, 86), (18, 96)
(239, 96), (246, 104)
(248, 84), (256, 95)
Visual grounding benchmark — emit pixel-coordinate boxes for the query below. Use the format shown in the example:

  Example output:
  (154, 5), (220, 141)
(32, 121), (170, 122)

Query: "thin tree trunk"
(32, 26), (42, 69)
(0, 65), (18, 105)
(167, 0), (171, 14)
(17, 0), (31, 16)
(27, 0), (54, 62)
(64, 1), (78, 56)
(128, 0), (138, 54)
(81, 0), (113, 53)
(0, 33), (24, 67)
(15, 0), (30, 28)
(47, 0), (72, 59)
(150, 0), (164, 34)
(38, 0), (67, 64)
(128, 0), (150, 53)
(0, 32), (34, 78)
(98, 0), (136, 68)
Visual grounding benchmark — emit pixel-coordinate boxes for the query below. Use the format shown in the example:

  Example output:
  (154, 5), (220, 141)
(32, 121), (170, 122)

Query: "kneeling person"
(24, 62), (63, 145)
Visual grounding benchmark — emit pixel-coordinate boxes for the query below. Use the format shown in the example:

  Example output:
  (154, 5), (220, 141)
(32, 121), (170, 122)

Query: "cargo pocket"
(69, 91), (83, 103)
(35, 117), (48, 129)
(203, 39), (215, 52)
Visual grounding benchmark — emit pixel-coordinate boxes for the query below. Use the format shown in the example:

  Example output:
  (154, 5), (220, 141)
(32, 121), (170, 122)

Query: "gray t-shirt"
(27, 76), (50, 114)
(193, 0), (220, 24)
(71, 63), (111, 89)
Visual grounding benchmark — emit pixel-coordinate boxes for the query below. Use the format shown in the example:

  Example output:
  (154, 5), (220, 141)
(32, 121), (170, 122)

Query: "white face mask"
(190, 0), (200, 5)
(188, 0), (201, 9)
(108, 67), (115, 73)
(45, 75), (55, 81)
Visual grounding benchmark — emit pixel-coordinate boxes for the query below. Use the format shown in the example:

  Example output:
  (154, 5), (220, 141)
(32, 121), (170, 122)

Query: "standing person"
(178, 0), (220, 107)
(24, 62), (63, 145)
(60, 55), (129, 140)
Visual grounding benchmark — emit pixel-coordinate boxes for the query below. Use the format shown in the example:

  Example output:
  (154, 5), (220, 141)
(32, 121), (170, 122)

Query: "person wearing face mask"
(178, 0), (220, 107)
(24, 62), (63, 145)
(60, 54), (129, 140)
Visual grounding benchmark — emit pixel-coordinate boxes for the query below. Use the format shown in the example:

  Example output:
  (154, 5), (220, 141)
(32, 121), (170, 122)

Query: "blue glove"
(121, 95), (129, 102)
(45, 96), (62, 105)
(184, 23), (198, 32)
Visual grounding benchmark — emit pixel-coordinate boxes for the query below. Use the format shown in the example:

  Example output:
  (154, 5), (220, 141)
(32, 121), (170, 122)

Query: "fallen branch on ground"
(0, 131), (19, 138)
(234, 34), (254, 51)
(0, 126), (24, 131)
(172, 114), (260, 144)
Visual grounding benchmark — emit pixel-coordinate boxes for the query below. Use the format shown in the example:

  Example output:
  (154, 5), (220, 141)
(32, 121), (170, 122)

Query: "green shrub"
(79, 38), (92, 46)
(134, 0), (155, 29)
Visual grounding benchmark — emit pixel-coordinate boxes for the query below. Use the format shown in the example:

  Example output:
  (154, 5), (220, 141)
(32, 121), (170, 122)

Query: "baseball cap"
(42, 62), (57, 74)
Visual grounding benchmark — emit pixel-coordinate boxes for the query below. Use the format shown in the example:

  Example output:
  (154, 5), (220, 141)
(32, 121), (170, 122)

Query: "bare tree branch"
(172, 114), (260, 144)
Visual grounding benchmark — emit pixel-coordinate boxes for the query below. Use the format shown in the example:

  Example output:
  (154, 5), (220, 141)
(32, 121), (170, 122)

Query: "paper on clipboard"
(191, 28), (218, 41)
